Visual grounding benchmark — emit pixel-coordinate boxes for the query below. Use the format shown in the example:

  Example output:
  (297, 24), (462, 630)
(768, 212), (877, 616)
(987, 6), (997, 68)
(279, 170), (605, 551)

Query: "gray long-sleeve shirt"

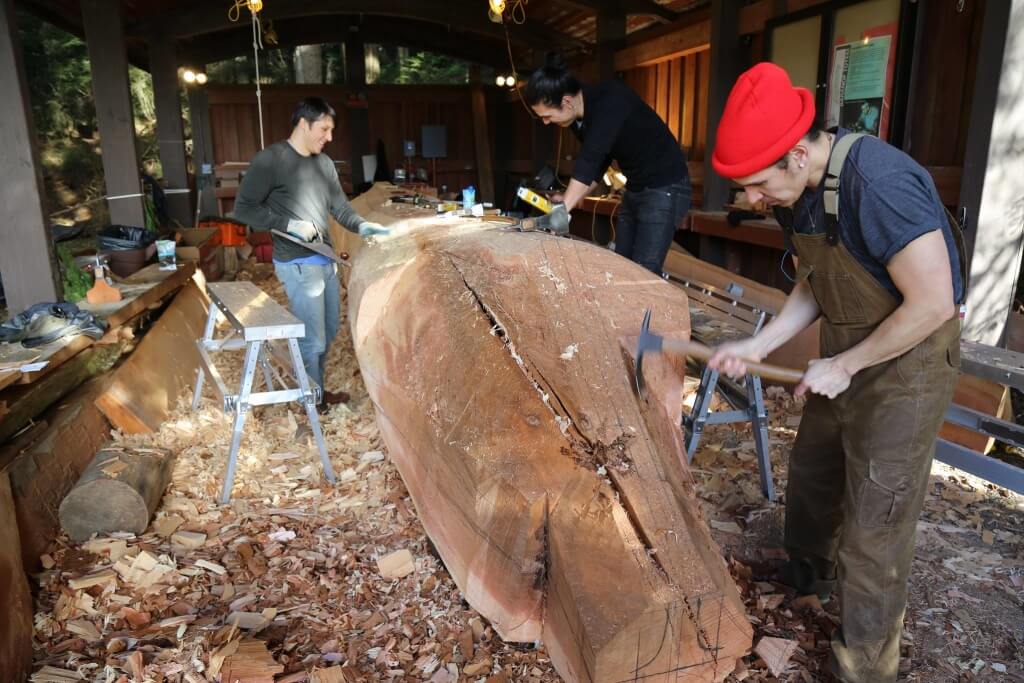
(232, 141), (365, 262)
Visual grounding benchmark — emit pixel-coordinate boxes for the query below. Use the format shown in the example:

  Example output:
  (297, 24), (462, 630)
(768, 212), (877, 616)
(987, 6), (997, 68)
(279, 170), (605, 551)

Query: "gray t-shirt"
(232, 141), (365, 262)
(777, 130), (963, 304)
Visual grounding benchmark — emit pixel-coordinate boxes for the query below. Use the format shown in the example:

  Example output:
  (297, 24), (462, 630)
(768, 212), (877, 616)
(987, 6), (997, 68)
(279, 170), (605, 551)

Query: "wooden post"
(471, 86), (496, 203)
(148, 34), (193, 227)
(703, 0), (743, 210)
(959, 0), (1024, 345)
(345, 34), (370, 190)
(0, 472), (32, 683)
(188, 87), (218, 218)
(596, 7), (627, 81)
(82, 0), (146, 227)
(0, 0), (60, 313)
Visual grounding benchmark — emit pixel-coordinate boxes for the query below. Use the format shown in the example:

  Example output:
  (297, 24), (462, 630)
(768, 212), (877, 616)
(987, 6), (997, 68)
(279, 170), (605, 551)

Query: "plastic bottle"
(463, 185), (476, 211)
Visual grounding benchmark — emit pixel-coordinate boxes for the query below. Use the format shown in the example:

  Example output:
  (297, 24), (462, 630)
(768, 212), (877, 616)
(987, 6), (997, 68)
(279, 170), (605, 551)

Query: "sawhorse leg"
(745, 375), (776, 501)
(220, 340), (263, 504)
(192, 305), (219, 410)
(684, 365), (719, 463)
(287, 338), (336, 485)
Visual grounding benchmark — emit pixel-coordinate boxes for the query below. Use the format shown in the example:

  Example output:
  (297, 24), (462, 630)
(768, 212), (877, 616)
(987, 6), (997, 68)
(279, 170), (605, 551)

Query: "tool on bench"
(502, 203), (570, 236)
(271, 229), (348, 266)
(634, 308), (804, 500)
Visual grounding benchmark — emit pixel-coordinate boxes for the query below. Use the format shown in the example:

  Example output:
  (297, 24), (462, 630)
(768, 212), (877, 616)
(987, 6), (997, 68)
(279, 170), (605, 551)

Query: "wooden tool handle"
(661, 337), (805, 385)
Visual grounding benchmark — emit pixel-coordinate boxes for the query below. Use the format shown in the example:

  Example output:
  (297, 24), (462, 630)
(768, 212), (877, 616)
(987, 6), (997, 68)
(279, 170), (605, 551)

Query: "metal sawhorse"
(192, 281), (336, 503)
(665, 276), (776, 500)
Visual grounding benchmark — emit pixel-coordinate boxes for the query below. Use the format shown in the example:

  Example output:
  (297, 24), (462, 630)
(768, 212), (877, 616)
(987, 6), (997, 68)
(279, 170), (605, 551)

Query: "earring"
(799, 162), (806, 168)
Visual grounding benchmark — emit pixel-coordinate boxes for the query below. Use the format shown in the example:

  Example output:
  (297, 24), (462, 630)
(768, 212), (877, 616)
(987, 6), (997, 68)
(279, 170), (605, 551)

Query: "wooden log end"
(59, 477), (150, 542)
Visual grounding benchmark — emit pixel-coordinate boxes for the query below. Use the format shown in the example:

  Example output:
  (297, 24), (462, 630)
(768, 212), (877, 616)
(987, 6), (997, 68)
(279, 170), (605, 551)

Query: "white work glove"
(286, 219), (318, 242)
(358, 221), (390, 238)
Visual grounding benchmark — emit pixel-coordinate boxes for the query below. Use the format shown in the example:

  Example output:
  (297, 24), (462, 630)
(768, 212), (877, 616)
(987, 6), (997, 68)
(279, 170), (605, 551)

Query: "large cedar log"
(59, 444), (175, 541)
(346, 191), (751, 682)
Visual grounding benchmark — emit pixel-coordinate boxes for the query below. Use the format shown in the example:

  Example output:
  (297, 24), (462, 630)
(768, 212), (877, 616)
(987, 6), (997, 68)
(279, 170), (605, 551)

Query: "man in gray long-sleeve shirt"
(233, 97), (388, 409)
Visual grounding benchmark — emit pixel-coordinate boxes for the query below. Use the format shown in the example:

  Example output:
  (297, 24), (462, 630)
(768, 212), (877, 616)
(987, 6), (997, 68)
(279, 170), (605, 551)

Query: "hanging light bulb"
(489, 0), (506, 14)
(246, 0), (263, 14)
(496, 75), (506, 87)
(196, 72), (208, 85)
(182, 69), (197, 83)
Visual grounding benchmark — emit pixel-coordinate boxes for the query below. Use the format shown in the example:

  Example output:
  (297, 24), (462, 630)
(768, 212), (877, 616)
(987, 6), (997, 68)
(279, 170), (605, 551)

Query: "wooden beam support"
(0, 0), (60, 313)
(149, 33), (192, 226)
(82, 0), (146, 227)
(470, 87), (496, 203)
(702, 0), (742, 211)
(128, 0), (583, 50)
(0, 471), (32, 683)
(345, 32), (370, 190)
(596, 6), (627, 79)
(959, 0), (1024, 345)
(613, 19), (709, 71)
(553, 0), (678, 23)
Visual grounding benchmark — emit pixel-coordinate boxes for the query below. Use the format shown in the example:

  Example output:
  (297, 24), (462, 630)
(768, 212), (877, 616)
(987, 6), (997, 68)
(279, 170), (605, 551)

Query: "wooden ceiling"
(17, 0), (711, 70)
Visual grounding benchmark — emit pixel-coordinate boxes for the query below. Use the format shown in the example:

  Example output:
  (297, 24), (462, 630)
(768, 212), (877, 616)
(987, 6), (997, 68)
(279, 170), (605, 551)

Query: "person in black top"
(524, 53), (690, 274)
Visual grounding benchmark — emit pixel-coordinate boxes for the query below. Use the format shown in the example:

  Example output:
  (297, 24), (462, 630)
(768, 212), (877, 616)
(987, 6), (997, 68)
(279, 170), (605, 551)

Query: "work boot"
(775, 557), (837, 603)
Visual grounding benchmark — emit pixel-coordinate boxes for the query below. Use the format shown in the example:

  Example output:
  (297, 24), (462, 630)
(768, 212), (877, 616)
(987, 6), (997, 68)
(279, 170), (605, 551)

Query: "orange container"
(198, 219), (248, 247)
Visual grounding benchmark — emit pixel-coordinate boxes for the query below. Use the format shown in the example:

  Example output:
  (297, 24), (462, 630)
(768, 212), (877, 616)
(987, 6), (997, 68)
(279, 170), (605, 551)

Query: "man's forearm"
(751, 279), (820, 357)
(836, 301), (952, 375)
(562, 179), (598, 212)
(330, 203), (366, 234)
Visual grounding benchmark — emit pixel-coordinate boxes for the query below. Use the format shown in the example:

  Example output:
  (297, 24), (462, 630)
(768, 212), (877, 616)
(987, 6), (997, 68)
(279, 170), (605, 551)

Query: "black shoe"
(776, 557), (837, 603)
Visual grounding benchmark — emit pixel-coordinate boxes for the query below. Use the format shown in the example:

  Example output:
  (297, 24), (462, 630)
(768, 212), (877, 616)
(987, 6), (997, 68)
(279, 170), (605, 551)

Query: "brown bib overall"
(784, 216), (963, 681)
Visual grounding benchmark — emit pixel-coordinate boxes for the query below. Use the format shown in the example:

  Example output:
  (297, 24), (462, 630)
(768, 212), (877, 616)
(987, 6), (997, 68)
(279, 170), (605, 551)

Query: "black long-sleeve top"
(571, 80), (688, 191)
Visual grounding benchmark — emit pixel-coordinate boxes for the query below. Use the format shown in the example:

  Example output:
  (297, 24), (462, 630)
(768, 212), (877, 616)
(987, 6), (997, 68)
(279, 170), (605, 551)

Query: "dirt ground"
(29, 261), (1023, 682)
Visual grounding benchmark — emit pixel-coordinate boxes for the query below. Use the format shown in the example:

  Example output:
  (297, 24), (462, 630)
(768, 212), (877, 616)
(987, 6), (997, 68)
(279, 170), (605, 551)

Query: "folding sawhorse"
(192, 281), (336, 503)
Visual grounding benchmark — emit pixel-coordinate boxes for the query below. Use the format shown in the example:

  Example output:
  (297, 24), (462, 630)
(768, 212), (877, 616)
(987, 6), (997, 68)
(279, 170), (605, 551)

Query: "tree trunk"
(346, 190), (752, 682)
(59, 444), (175, 541)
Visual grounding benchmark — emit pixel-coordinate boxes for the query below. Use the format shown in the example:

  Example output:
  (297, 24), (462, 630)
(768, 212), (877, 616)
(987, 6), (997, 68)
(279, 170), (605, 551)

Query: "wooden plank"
(0, 343), (125, 445)
(939, 375), (1010, 454)
(470, 87), (496, 204)
(0, 471), (32, 683)
(655, 60), (670, 118)
(682, 54), (697, 150)
(613, 20), (710, 71)
(689, 210), (787, 250)
(94, 281), (210, 434)
(347, 187), (751, 681)
(667, 57), (682, 141)
(18, 262), (198, 385)
(663, 247), (820, 374)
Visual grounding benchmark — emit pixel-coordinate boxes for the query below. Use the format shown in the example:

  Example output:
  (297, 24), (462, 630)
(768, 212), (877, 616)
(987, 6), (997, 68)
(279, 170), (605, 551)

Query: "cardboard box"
(174, 229), (223, 282)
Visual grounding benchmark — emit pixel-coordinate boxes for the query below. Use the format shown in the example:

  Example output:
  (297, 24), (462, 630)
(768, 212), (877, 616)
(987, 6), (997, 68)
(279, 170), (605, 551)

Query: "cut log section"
(347, 192), (752, 682)
(59, 444), (175, 542)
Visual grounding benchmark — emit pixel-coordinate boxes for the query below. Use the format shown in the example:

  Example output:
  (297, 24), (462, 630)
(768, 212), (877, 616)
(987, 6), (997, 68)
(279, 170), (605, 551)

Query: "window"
(767, 0), (908, 141)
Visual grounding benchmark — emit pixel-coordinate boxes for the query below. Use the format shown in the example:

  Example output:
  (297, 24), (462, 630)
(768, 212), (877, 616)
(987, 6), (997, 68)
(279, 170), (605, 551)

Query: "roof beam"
(128, 0), (586, 50)
(177, 16), (518, 71)
(552, 0), (678, 24)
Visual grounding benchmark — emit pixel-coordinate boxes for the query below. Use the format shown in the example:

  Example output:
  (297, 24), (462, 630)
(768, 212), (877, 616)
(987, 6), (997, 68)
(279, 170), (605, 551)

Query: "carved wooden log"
(59, 444), (175, 541)
(347, 194), (751, 682)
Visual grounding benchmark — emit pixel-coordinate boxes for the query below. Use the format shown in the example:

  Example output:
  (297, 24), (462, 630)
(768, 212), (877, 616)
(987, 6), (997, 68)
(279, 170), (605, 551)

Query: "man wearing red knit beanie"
(707, 63), (967, 683)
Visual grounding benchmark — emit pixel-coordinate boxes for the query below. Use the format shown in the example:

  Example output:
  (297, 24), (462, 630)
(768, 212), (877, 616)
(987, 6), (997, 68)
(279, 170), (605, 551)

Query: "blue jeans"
(615, 180), (691, 274)
(273, 261), (340, 391)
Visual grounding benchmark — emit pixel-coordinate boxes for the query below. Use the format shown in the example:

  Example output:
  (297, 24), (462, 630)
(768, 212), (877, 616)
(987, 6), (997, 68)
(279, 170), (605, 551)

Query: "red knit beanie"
(711, 62), (816, 179)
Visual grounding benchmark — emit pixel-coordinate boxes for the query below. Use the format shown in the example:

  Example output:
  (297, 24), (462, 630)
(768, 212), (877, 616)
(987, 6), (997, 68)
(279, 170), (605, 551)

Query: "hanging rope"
(251, 10), (265, 149)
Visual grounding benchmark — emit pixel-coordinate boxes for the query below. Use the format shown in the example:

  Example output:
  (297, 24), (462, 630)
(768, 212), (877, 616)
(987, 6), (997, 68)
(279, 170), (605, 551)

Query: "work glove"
(286, 219), (318, 242)
(358, 221), (390, 238)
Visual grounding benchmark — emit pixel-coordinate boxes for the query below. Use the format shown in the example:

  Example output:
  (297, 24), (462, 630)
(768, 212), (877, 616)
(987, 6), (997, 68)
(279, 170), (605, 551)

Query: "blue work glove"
(286, 219), (318, 242)
(358, 221), (390, 238)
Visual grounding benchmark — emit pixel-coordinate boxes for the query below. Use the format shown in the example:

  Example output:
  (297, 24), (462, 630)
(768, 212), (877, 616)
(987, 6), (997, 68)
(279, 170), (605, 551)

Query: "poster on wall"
(825, 24), (897, 140)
